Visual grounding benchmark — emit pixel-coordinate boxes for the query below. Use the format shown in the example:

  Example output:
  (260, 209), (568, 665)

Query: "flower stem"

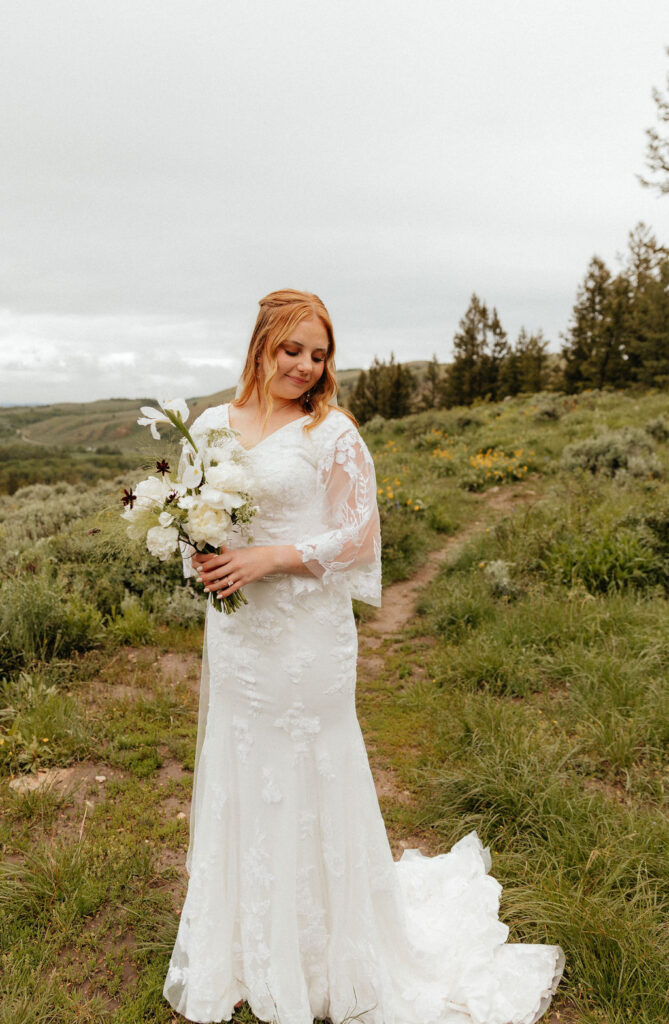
(163, 409), (198, 452)
(209, 589), (249, 614)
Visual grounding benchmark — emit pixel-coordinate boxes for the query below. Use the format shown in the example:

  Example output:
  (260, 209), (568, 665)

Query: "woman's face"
(264, 315), (329, 403)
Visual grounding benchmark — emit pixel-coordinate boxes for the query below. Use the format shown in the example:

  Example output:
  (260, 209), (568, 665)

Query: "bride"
(162, 289), (565, 1024)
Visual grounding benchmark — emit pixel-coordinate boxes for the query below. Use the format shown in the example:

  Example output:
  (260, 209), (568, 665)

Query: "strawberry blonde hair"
(233, 288), (356, 431)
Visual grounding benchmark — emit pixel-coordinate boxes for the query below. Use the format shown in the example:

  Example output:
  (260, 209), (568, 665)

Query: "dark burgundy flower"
(156, 459), (170, 476)
(166, 491), (178, 505)
(121, 488), (137, 509)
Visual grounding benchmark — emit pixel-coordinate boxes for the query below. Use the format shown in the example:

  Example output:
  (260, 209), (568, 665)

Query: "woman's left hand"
(193, 545), (281, 599)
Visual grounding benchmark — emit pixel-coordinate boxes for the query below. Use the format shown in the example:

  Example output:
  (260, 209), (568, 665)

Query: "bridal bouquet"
(120, 398), (257, 613)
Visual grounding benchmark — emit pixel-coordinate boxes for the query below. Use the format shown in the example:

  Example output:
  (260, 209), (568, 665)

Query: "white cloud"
(0, 1), (666, 403)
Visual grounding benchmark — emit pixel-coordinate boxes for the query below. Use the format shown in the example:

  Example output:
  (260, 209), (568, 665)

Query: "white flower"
(181, 456), (203, 489)
(186, 500), (233, 547)
(146, 524), (179, 560)
(137, 398), (189, 440)
(134, 475), (173, 508)
(205, 461), (250, 494)
(158, 510), (174, 527)
(121, 476), (178, 541)
(199, 482), (245, 515)
(202, 439), (236, 465)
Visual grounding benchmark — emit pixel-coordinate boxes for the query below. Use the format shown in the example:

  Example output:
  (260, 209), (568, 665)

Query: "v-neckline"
(225, 403), (310, 452)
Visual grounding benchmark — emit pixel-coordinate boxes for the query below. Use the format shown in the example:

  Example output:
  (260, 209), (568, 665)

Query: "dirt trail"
(358, 483), (540, 855)
(366, 484), (538, 640)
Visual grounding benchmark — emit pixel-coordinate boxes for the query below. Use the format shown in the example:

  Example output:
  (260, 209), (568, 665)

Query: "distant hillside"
(0, 362), (440, 452)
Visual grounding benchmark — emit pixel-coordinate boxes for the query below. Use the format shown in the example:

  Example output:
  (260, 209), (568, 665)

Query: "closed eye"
(285, 348), (325, 363)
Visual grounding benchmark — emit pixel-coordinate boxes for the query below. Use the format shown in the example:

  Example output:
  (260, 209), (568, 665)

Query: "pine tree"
(443, 294), (489, 406)
(383, 353), (415, 418)
(366, 358), (385, 416)
(597, 275), (634, 388)
(624, 223), (669, 386)
(562, 256), (613, 391)
(349, 369), (373, 423)
(483, 307), (509, 399)
(498, 348), (522, 398)
(349, 356), (418, 421)
(516, 329), (549, 392)
(444, 295), (510, 405)
(640, 46), (669, 196)
(419, 355), (442, 410)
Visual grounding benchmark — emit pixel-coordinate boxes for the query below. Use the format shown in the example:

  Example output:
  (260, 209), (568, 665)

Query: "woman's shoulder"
(311, 405), (359, 441)
(308, 407), (368, 462)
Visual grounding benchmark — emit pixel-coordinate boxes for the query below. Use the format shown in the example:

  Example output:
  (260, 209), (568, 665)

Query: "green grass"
(1, 385), (669, 1021)
(356, 466), (669, 1022)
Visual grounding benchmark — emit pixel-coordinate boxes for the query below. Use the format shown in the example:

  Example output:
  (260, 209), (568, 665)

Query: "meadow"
(0, 387), (668, 1023)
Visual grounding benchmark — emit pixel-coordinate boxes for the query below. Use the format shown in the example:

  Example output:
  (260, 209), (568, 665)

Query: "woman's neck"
(235, 395), (299, 418)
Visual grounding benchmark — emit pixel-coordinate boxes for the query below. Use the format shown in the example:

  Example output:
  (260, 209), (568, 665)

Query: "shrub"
(533, 397), (562, 421)
(483, 559), (521, 599)
(363, 415), (387, 433)
(0, 669), (90, 774)
(107, 594), (154, 645)
(160, 586), (206, 625)
(643, 506), (669, 553)
(541, 527), (664, 594)
(561, 427), (662, 479)
(645, 415), (669, 442)
(0, 575), (104, 672)
(454, 412), (481, 431)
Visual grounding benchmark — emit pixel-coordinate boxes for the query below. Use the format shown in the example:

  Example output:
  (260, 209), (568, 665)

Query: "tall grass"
(1, 386), (669, 1020)
(402, 462), (669, 1021)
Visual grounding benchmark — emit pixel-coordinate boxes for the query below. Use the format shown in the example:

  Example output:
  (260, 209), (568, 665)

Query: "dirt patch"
(583, 776), (632, 806)
(372, 763), (413, 806)
(155, 755), (191, 784)
(155, 651), (202, 689)
(7, 762), (125, 801)
(75, 647), (203, 719)
(357, 652), (385, 676)
(542, 1000), (581, 1024)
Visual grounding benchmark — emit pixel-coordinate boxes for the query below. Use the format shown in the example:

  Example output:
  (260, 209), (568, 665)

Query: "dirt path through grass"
(358, 482), (542, 853)
(366, 484), (539, 638)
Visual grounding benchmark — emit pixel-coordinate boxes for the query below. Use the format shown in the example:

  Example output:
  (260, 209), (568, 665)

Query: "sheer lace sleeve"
(295, 426), (382, 606)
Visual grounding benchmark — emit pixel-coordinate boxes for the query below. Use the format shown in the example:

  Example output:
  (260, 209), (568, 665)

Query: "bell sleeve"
(294, 426), (382, 606)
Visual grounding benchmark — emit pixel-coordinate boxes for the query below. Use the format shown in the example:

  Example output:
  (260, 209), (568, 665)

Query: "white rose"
(159, 510), (174, 527)
(205, 461), (250, 494)
(146, 524), (179, 560)
(199, 482), (245, 514)
(187, 501), (232, 547)
(134, 475), (172, 509)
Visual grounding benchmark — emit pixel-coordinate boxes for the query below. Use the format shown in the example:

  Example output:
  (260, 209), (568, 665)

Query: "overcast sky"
(1, 0), (667, 406)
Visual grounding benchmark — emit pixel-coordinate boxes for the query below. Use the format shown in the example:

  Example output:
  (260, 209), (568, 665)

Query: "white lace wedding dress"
(163, 403), (565, 1024)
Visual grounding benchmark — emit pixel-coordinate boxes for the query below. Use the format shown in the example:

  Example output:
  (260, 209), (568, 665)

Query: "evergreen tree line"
(349, 222), (669, 423)
(562, 223), (669, 391)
